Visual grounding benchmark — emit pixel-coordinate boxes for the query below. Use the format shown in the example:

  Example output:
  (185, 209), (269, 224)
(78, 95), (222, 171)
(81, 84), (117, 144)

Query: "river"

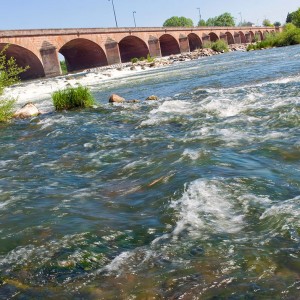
(0, 45), (300, 299)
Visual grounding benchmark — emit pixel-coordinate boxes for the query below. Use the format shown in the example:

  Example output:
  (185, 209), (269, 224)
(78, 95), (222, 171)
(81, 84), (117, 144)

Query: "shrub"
(139, 57), (145, 61)
(131, 57), (139, 64)
(0, 98), (15, 122)
(203, 41), (212, 49)
(211, 40), (229, 52)
(60, 60), (67, 75)
(146, 53), (154, 62)
(52, 86), (95, 111)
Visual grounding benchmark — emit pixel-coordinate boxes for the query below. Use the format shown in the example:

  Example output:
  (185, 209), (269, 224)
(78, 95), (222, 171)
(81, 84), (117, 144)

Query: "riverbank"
(2, 44), (247, 112)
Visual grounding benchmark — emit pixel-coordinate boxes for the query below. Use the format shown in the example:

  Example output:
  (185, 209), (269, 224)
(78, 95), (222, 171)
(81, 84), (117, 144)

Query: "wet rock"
(130, 66), (136, 71)
(146, 95), (158, 101)
(126, 99), (140, 103)
(109, 94), (125, 103)
(13, 102), (41, 119)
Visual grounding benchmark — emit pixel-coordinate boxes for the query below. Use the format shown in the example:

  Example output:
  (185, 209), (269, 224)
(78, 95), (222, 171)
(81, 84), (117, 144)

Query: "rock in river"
(13, 102), (41, 119)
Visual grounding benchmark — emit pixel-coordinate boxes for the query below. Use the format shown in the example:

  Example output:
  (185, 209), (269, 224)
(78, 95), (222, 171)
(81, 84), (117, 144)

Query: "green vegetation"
(274, 21), (281, 27)
(131, 57), (139, 63)
(52, 86), (95, 111)
(198, 19), (206, 26)
(211, 39), (229, 52)
(0, 45), (28, 122)
(263, 19), (273, 27)
(203, 40), (229, 52)
(60, 60), (67, 75)
(146, 53), (154, 63)
(205, 13), (235, 27)
(163, 16), (194, 27)
(247, 23), (300, 51)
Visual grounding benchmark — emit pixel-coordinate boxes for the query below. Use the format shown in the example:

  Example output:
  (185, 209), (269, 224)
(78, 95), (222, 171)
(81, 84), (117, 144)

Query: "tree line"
(163, 12), (285, 28)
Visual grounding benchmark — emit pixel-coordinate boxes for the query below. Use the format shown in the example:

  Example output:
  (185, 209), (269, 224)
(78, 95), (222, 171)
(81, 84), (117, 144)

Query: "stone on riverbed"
(109, 94), (125, 103)
(146, 95), (159, 100)
(13, 102), (41, 119)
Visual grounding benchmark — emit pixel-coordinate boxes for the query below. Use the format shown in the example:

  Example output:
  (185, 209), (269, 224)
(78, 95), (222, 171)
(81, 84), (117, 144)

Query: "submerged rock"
(13, 102), (41, 119)
(109, 94), (125, 103)
(146, 95), (159, 101)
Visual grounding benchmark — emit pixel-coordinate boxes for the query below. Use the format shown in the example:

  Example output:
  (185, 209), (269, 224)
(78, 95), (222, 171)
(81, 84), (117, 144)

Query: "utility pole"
(108, 0), (118, 27)
(133, 11), (136, 27)
(197, 8), (202, 25)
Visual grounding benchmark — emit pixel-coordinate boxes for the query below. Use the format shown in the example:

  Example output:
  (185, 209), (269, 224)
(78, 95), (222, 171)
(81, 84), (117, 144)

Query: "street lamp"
(197, 8), (202, 25)
(133, 11), (136, 27)
(108, 0), (118, 28)
(239, 12), (242, 26)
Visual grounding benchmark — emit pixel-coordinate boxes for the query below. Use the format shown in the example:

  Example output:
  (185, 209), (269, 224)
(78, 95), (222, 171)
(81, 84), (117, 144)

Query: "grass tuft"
(52, 86), (95, 111)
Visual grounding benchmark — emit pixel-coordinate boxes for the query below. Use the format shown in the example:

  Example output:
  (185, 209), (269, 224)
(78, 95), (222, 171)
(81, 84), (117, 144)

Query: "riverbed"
(0, 45), (300, 299)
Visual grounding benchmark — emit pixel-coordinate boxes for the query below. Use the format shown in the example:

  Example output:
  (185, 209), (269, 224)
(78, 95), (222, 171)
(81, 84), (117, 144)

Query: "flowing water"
(0, 46), (300, 299)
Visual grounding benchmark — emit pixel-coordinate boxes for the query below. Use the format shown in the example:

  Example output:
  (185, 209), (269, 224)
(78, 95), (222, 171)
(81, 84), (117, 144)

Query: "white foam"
(170, 179), (244, 237)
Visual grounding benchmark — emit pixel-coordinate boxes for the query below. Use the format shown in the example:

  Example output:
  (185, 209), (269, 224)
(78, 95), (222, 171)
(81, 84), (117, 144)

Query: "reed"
(52, 86), (95, 111)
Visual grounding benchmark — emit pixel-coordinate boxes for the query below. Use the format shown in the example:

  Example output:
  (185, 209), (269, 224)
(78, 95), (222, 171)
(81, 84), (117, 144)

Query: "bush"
(52, 86), (95, 111)
(131, 57), (139, 64)
(60, 60), (67, 75)
(0, 98), (15, 122)
(139, 57), (145, 61)
(203, 41), (212, 49)
(146, 53), (154, 63)
(211, 40), (229, 52)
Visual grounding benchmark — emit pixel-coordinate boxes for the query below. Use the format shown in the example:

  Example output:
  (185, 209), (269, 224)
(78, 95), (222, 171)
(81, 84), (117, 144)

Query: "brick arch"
(59, 38), (108, 72)
(263, 31), (269, 39)
(188, 33), (202, 51)
(209, 32), (219, 42)
(255, 31), (263, 41)
(119, 35), (149, 62)
(225, 32), (235, 44)
(0, 43), (45, 80)
(159, 34), (181, 56)
(248, 31), (255, 43)
(238, 31), (247, 43)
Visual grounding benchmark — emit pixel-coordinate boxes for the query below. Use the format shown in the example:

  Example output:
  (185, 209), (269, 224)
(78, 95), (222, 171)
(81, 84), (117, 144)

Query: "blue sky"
(1, 0), (299, 30)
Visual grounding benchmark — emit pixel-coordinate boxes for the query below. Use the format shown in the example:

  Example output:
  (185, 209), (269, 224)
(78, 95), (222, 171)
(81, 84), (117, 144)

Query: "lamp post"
(239, 12), (242, 26)
(108, 0), (118, 27)
(133, 11), (136, 27)
(197, 8), (201, 25)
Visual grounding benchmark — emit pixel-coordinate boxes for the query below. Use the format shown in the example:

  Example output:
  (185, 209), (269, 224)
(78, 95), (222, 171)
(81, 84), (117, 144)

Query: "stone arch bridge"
(0, 26), (278, 80)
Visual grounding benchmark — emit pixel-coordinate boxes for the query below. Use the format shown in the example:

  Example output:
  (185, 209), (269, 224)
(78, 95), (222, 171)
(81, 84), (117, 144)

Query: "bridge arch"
(59, 38), (108, 72)
(225, 32), (235, 44)
(209, 32), (219, 42)
(255, 31), (263, 41)
(263, 31), (269, 39)
(238, 31), (247, 43)
(119, 36), (149, 62)
(188, 33), (202, 51)
(159, 34), (181, 56)
(0, 43), (45, 80)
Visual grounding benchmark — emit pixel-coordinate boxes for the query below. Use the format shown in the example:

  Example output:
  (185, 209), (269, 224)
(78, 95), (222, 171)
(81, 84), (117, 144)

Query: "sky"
(1, 0), (299, 30)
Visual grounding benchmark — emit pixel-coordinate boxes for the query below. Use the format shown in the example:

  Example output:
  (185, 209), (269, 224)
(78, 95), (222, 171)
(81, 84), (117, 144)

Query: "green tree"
(274, 21), (281, 27)
(205, 13), (235, 27)
(163, 16), (194, 27)
(291, 8), (300, 27)
(198, 19), (206, 26)
(0, 45), (29, 122)
(240, 21), (254, 27)
(286, 12), (295, 23)
(263, 19), (273, 27)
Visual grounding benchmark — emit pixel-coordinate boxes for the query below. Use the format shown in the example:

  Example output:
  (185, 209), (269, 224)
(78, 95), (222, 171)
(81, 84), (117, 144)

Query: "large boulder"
(109, 94), (125, 103)
(13, 102), (41, 119)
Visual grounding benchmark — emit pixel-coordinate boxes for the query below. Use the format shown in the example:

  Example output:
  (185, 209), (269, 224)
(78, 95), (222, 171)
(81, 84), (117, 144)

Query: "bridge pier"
(148, 36), (161, 58)
(105, 38), (121, 65)
(40, 41), (61, 78)
(179, 34), (190, 53)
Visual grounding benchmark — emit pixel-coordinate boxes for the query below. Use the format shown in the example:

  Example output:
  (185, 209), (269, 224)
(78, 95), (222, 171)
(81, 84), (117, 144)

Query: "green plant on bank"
(0, 45), (29, 122)
(203, 41), (212, 49)
(146, 53), (154, 62)
(139, 57), (145, 61)
(247, 23), (300, 51)
(60, 60), (68, 75)
(52, 86), (95, 111)
(131, 57), (139, 64)
(211, 39), (229, 52)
